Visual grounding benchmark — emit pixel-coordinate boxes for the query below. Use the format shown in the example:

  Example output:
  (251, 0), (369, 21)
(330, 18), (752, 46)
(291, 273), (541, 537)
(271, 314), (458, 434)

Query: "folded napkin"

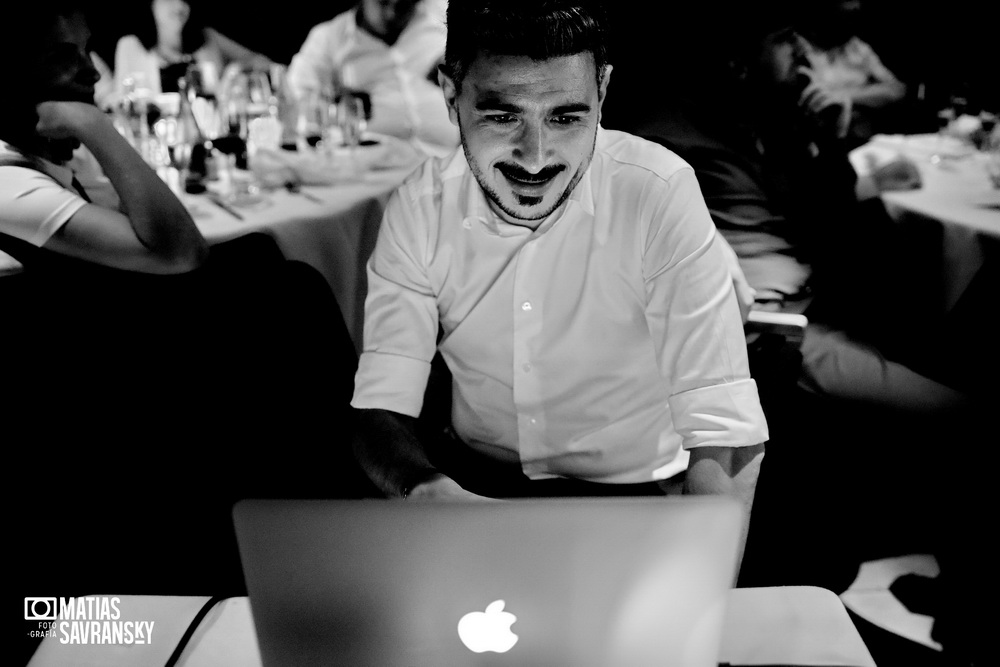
(250, 133), (422, 188)
(850, 133), (974, 176)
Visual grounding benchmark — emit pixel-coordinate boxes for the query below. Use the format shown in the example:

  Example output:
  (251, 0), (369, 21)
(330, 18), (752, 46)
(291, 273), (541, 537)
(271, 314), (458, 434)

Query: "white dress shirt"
(1, 142), (119, 274)
(352, 128), (769, 483)
(0, 141), (88, 247)
(113, 35), (225, 100)
(287, 0), (457, 156)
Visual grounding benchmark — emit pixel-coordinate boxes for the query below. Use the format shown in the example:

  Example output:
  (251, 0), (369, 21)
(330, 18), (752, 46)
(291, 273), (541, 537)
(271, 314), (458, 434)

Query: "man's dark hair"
(1, 1), (88, 123)
(443, 0), (611, 90)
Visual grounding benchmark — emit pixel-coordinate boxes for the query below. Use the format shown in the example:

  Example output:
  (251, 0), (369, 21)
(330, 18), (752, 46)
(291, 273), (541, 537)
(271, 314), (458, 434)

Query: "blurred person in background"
(287, 0), (458, 156)
(110, 0), (272, 104)
(758, 0), (908, 149)
(5, 9), (369, 640)
(1, 3), (208, 277)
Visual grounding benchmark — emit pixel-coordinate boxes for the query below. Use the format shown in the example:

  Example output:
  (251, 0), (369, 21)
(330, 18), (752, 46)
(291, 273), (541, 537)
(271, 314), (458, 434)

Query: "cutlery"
(285, 180), (324, 203)
(206, 193), (244, 220)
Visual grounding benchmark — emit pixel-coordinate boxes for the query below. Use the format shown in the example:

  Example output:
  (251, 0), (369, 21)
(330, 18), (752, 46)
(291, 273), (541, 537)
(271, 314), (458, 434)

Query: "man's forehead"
(463, 52), (598, 98)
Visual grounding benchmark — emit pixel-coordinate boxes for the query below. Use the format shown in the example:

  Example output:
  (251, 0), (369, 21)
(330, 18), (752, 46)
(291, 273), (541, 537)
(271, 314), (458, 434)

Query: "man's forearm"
(684, 444), (766, 581)
(77, 113), (207, 264)
(354, 408), (441, 498)
(851, 80), (906, 109)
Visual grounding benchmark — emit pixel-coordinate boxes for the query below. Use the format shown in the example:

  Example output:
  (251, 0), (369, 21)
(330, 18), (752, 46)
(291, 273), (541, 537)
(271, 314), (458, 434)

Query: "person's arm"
(351, 182), (493, 501)
(204, 27), (272, 71)
(113, 35), (156, 98)
(797, 40), (906, 138)
(355, 408), (487, 499)
(36, 101), (208, 273)
(287, 21), (339, 100)
(685, 444), (765, 580)
(90, 52), (117, 111)
(641, 167), (769, 577)
(847, 38), (907, 110)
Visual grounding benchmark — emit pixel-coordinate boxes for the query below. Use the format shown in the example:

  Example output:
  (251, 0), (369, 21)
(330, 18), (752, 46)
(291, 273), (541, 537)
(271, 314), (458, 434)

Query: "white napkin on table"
(250, 134), (422, 188)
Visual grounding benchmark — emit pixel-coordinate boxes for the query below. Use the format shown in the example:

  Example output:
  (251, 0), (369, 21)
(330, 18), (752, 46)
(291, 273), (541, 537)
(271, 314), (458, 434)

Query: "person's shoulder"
(0, 143), (49, 181)
(417, 0), (447, 21)
(596, 128), (694, 184)
(115, 34), (146, 54)
(845, 36), (876, 59)
(0, 145), (74, 220)
(310, 8), (355, 34)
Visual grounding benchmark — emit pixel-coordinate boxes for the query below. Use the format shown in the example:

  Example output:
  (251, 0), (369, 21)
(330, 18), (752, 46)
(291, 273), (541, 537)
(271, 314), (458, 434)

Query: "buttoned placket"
(509, 228), (549, 478)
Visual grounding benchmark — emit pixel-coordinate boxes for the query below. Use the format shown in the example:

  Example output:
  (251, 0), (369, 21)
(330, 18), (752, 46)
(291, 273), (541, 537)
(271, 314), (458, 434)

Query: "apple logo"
(457, 599), (519, 653)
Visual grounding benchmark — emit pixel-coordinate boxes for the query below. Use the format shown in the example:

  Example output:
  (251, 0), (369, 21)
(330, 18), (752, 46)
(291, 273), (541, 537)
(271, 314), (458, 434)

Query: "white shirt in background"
(287, 0), (458, 157)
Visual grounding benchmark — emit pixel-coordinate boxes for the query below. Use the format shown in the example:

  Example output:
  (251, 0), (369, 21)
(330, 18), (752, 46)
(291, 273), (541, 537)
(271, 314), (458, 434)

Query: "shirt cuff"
(669, 378), (769, 449)
(351, 350), (432, 418)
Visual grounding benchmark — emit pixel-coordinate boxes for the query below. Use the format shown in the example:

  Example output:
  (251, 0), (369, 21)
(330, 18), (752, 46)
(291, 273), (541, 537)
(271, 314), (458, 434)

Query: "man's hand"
(34, 100), (104, 141)
(871, 157), (922, 192)
(796, 67), (848, 115)
(408, 474), (496, 501)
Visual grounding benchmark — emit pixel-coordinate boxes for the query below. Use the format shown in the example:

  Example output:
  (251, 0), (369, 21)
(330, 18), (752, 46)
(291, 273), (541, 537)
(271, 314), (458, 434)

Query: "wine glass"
(337, 93), (368, 148)
(218, 67), (271, 205)
(298, 89), (333, 150)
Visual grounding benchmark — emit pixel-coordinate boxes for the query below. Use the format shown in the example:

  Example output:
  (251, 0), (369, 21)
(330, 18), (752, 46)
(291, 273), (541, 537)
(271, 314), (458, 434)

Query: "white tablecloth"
(182, 159), (419, 352)
(850, 134), (1000, 312)
(1, 139), (424, 353)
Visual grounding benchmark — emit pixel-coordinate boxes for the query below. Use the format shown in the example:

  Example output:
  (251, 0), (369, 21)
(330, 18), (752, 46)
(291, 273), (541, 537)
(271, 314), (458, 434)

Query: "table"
(26, 586), (876, 667)
(0, 140), (423, 353)
(849, 134), (1000, 314)
(182, 157), (420, 352)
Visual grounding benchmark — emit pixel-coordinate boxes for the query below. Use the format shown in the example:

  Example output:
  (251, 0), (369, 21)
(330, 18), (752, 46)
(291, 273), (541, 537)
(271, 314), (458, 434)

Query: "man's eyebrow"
(551, 103), (592, 115)
(473, 96), (522, 113)
(473, 98), (594, 115)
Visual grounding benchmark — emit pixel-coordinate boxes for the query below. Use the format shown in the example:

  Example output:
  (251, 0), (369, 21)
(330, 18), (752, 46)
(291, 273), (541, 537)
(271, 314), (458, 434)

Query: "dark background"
(83, 0), (998, 117)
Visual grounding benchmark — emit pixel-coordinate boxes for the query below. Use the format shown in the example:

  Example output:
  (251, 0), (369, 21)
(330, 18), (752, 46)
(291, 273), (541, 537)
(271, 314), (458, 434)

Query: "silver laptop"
(233, 497), (742, 667)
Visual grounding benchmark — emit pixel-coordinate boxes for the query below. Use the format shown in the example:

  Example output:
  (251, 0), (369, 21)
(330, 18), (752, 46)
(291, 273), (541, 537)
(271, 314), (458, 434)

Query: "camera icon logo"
(25, 597), (58, 621)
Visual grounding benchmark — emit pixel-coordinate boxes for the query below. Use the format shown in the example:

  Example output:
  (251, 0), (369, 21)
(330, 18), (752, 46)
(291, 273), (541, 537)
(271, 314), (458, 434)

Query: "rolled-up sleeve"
(351, 185), (439, 417)
(642, 168), (769, 449)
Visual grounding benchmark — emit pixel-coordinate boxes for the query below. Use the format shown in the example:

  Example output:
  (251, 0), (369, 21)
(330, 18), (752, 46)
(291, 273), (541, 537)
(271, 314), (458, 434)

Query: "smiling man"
(351, 0), (768, 569)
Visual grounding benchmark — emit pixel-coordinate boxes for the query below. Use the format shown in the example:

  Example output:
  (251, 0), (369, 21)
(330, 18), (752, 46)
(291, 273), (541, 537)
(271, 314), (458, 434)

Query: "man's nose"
(79, 54), (100, 86)
(512, 121), (551, 172)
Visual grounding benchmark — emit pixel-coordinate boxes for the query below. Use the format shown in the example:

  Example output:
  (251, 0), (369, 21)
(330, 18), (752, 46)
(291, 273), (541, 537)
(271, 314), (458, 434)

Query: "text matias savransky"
(26, 596), (155, 645)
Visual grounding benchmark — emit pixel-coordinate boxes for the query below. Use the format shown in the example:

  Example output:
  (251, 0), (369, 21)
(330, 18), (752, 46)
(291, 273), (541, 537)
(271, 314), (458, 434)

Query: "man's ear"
(438, 65), (460, 126)
(597, 64), (613, 122)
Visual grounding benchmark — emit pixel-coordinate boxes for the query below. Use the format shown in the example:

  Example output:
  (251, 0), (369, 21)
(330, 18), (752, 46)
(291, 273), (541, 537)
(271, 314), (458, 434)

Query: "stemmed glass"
(931, 95), (968, 167)
(337, 93), (367, 148)
(217, 66), (273, 205)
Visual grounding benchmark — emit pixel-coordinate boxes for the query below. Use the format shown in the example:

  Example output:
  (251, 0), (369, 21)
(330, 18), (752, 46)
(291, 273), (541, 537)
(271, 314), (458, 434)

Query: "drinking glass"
(337, 93), (367, 148)
(299, 90), (333, 150)
(218, 67), (272, 205)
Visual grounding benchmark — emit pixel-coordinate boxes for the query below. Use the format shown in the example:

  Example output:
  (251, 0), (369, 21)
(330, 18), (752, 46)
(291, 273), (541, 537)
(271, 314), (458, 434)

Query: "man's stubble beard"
(457, 106), (597, 224)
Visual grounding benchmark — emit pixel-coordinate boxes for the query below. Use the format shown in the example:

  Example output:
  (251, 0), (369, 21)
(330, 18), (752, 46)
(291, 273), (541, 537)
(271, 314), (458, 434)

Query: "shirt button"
(521, 301), (532, 311)
(462, 219), (473, 229)
(530, 417), (537, 425)
(522, 363), (532, 372)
